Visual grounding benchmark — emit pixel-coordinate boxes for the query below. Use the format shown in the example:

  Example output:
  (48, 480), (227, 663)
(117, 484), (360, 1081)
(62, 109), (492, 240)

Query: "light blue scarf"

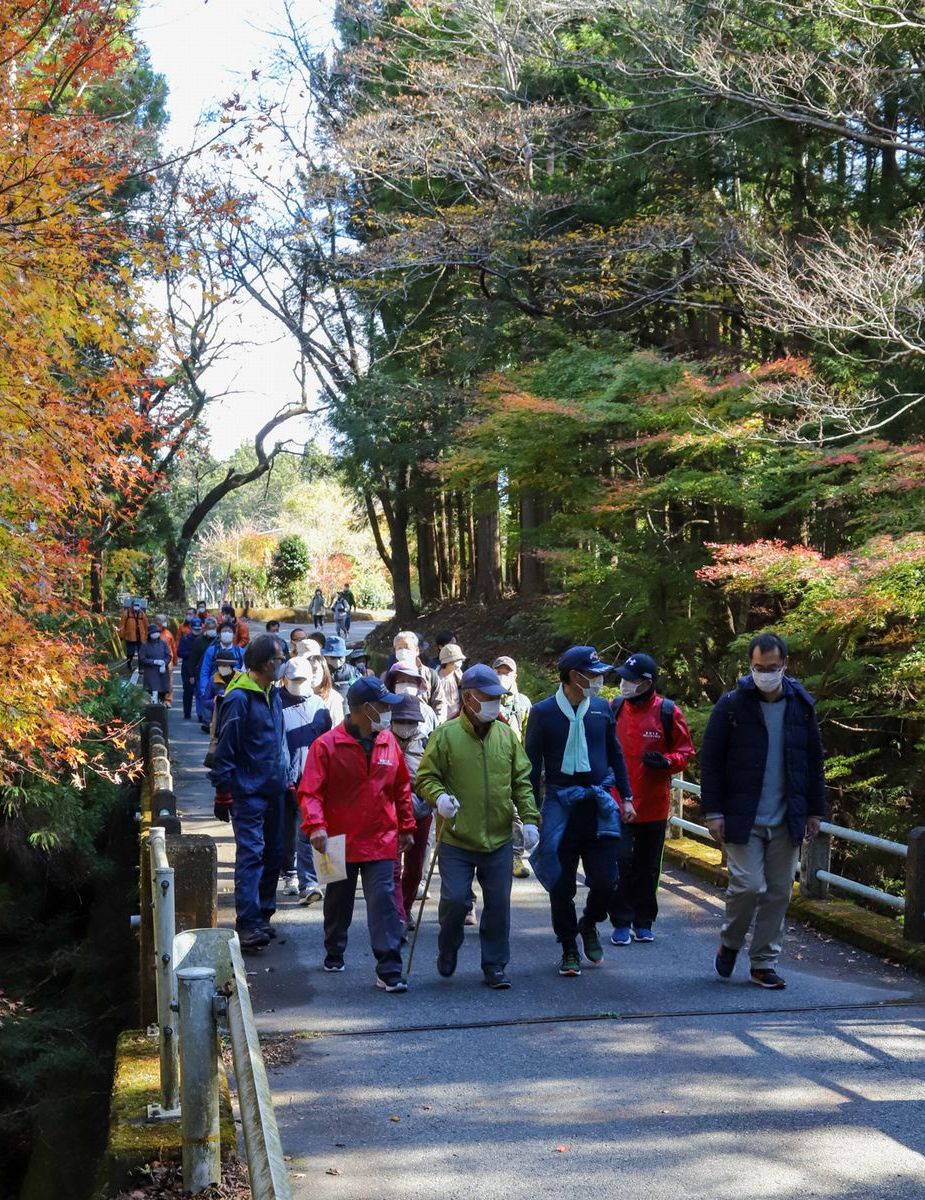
(555, 685), (590, 775)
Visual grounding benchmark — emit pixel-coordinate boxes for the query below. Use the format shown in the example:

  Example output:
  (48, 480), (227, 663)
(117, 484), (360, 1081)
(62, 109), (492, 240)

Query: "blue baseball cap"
(189, 618), (202, 632)
(392, 696), (424, 723)
(323, 635), (347, 657)
(615, 652), (658, 682)
(460, 663), (505, 697)
(558, 645), (612, 675)
(346, 676), (403, 709)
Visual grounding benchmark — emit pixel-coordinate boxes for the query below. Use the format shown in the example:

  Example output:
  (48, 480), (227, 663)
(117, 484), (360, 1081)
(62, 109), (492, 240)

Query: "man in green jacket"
(415, 664), (540, 989)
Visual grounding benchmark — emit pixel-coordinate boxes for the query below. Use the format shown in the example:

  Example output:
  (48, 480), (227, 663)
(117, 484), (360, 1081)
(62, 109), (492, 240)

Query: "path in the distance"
(170, 618), (925, 1200)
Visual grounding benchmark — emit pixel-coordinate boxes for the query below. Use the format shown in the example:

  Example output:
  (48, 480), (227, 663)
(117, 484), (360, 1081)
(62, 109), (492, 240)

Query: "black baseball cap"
(615, 652), (659, 682)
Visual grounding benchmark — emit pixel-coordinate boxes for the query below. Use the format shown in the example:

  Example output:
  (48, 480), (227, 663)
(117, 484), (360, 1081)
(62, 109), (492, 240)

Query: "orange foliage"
(0, 3), (163, 782)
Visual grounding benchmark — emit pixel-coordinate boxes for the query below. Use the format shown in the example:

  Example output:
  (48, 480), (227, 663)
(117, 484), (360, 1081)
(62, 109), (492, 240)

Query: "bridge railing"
(669, 777), (925, 942)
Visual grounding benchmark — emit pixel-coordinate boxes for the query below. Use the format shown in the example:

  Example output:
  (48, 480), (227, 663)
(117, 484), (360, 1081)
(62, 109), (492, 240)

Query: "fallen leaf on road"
(555, 1145), (570, 1153)
(325, 1167), (342, 1176)
(390, 1115), (401, 1122)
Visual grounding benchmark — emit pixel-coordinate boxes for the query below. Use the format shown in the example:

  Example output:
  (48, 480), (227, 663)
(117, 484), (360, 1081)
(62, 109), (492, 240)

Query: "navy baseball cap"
(189, 618), (202, 632)
(615, 652), (659, 682)
(323, 635), (347, 657)
(460, 663), (505, 697)
(347, 676), (403, 708)
(558, 645), (612, 675)
(392, 696), (424, 723)
(347, 646), (368, 663)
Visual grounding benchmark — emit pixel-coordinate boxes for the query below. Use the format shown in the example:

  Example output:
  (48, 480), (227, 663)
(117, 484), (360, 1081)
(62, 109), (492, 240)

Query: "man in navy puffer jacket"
(701, 632), (826, 990)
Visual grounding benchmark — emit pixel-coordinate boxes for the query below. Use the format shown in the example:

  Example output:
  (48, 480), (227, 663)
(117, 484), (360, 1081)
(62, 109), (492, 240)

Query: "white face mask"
(619, 678), (649, 698)
(468, 695), (501, 723)
(308, 659), (325, 688)
(150, 632), (161, 641)
(218, 666), (234, 678)
(220, 631), (233, 646)
(285, 678), (313, 697)
(394, 681), (419, 697)
(367, 705), (392, 732)
(205, 628), (216, 638)
(392, 722), (420, 740)
(577, 673), (603, 700)
(498, 674), (514, 693)
(327, 657), (345, 670)
(752, 666), (785, 693)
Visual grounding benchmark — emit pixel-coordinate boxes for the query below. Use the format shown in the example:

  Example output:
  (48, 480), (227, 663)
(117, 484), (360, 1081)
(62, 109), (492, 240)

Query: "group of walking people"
(174, 609), (825, 995)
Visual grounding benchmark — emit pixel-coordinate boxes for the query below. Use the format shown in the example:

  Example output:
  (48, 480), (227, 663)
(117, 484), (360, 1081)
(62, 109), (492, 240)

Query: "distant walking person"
(608, 653), (695, 946)
(702, 633), (826, 990)
(137, 623), (171, 701)
(279, 656), (332, 904)
(118, 600), (148, 670)
(177, 617), (202, 719)
(210, 635), (290, 951)
(309, 588), (326, 630)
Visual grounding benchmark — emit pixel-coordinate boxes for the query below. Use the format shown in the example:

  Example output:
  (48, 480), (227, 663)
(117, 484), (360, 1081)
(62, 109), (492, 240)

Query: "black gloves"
(643, 751), (672, 770)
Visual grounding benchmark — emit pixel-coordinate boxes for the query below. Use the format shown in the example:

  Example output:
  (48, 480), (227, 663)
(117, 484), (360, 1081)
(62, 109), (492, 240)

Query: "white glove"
(159, 663), (167, 672)
(436, 793), (460, 819)
(522, 823), (540, 852)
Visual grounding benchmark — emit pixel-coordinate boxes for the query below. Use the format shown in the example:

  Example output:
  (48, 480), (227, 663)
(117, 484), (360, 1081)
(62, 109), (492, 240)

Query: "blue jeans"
(322, 859), (403, 981)
(231, 791), (286, 932)
(438, 841), (513, 972)
(283, 789), (319, 889)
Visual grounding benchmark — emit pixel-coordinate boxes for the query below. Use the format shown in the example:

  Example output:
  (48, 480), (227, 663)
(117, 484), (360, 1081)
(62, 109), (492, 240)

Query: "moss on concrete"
(663, 837), (925, 974)
(104, 1031), (237, 1196)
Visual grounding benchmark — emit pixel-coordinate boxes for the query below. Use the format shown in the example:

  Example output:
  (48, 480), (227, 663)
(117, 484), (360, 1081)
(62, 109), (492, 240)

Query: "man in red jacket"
(298, 676), (416, 992)
(608, 653), (695, 945)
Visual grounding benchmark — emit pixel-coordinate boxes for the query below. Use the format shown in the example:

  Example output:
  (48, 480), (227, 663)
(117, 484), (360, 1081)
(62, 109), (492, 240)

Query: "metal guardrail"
(668, 776), (925, 940)
(175, 929), (293, 1200)
(146, 839), (291, 1195)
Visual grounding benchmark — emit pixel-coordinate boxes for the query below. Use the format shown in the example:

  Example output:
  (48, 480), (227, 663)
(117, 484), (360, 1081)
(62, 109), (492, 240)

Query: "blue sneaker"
(632, 927), (654, 943)
(610, 926), (632, 946)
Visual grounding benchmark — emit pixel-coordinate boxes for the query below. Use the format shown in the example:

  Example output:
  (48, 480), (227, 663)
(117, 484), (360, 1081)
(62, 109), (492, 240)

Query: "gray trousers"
(438, 841), (513, 972)
(721, 823), (798, 967)
(323, 859), (403, 982)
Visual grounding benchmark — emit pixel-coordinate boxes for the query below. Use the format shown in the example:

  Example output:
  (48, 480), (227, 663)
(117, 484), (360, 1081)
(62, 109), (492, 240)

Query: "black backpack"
(612, 695), (675, 748)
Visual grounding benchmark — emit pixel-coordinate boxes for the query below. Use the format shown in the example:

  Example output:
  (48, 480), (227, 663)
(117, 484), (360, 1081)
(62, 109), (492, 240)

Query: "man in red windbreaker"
(298, 676), (416, 992)
(608, 653), (695, 946)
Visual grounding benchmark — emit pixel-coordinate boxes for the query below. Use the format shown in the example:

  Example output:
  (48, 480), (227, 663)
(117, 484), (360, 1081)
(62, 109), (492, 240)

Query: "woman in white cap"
(436, 642), (466, 720)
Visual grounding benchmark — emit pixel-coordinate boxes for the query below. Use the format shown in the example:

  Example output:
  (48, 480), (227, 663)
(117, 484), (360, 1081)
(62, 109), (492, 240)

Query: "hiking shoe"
(632, 926), (654, 943)
(610, 926), (632, 946)
(464, 907), (477, 927)
(262, 924), (278, 940)
(436, 949), (457, 978)
(714, 944), (738, 980)
(579, 923), (604, 966)
(750, 968), (786, 990)
(512, 855), (531, 879)
(558, 949), (582, 977)
(239, 928), (270, 952)
(376, 976), (408, 993)
(281, 873), (299, 896)
(322, 958), (345, 973)
(483, 969), (512, 990)
(298, 886), (323, 906)
(405, 913), (416, 932)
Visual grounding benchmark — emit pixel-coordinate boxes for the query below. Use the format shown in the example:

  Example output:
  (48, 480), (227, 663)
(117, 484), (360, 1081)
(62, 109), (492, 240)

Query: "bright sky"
(136, 0), (334, 459)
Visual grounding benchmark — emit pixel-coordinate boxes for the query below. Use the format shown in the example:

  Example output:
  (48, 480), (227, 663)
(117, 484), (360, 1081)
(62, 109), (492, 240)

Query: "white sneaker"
(298, 886), (323, 907)
(281, 873), (299, 896)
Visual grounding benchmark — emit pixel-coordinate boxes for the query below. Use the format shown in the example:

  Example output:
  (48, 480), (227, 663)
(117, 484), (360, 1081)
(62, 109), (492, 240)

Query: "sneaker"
(558, 949), (582, 977)
(483, 969), (511, 989)
(239, 928), (270, 952)
(262, 924), (278, 940)
(464, 907), (477, 927)
(714, 944), (738, 980)
(578, 924), (604, 966)
(750, 967), (786, 990)
(512, 855), (531, 879)
(376, 976), (408, 993)
(298, 886), (323, 907)
(610, 926), (632, 946)
(405, 913), (416, 932)
(632, 926), (654, 943)
(281, 873), (299, 896)
(436, 949), (457, 978)
(322, 958), (345, 972)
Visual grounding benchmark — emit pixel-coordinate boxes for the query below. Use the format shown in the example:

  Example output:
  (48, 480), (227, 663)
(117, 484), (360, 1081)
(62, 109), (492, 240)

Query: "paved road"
(168, 622), (925, 1200)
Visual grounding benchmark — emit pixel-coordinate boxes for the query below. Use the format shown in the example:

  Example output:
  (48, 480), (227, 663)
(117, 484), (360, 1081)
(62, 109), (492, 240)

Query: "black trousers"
(548, 820), (619, 949)
(608, 819), (667, 929)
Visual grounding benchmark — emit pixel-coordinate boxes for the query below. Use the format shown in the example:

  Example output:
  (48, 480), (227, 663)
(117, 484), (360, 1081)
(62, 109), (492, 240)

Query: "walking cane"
(405, 815), (449, 979)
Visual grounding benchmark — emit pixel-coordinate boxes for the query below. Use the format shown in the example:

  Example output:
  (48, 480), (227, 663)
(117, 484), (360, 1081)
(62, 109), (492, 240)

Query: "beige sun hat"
(439, 643), (466, 665)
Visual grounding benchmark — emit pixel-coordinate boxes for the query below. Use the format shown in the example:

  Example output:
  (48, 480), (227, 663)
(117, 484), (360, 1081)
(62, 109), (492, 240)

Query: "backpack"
(612, 696), (675, 748)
